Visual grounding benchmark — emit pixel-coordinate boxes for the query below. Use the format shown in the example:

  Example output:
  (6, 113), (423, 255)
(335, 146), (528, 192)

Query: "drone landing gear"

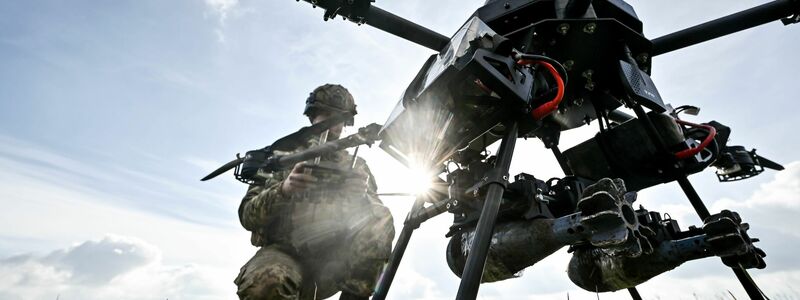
(455, 121), (520, 300)
(374, 183), (453, 300)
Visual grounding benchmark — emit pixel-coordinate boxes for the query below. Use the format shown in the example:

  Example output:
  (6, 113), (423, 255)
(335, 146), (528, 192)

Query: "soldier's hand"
(281, 162), (318, 196)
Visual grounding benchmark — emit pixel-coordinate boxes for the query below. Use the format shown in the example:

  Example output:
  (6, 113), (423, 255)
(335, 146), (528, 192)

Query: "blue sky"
(1, 0), (799, 299)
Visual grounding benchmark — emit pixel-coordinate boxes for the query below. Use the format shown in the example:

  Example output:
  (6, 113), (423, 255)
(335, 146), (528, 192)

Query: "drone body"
(278, 0), (800, 299)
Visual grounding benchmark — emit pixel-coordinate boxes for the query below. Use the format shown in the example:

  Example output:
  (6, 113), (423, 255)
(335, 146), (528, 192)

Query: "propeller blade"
(272, 112), (354, 150)
(201, 157), (244, 181)
(756, 155), (784, 171)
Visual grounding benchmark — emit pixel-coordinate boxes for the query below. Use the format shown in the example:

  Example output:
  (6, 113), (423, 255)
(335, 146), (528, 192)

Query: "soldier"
(234, 84), (395, 300)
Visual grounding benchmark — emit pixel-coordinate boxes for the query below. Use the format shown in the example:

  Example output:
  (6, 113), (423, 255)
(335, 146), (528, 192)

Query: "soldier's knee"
(235, 248), (303, 300)
(368, 205), (396, 242)
(235, 264), (302, 300)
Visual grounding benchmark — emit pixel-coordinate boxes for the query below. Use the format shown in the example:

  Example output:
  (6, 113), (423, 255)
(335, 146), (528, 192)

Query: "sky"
(0, 0), (799, 299)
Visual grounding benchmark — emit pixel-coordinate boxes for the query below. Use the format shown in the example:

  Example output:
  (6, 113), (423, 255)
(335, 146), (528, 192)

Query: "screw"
(582, 69), (595, 91)
(636, 53), (649, 64)
(504, 2), (511, 9)
(564, 60), (574, 71)
(557, 23), (570, 35)
(574, 98), (584, 107)
(583, 23), (597, 34)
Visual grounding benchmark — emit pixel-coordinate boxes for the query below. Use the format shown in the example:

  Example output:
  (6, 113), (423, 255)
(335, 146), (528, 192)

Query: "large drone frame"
(295, 1), (800, 299)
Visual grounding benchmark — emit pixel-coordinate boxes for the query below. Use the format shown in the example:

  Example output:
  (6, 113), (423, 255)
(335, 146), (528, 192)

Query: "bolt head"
(564, 60), (574, 71)
(557, 23), (570, 35)
(583, 23), (597, 34)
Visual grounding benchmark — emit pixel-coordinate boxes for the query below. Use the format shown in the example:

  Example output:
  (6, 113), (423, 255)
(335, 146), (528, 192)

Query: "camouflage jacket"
(238, 135), (385, 248)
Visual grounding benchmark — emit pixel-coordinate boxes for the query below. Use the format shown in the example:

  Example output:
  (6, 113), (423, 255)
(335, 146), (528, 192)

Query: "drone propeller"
(200, 112), (354, 181)
(756, 153), (785, 171)
(201, 157), (243, 181)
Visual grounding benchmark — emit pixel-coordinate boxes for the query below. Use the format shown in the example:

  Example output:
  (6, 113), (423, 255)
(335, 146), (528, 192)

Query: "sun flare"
(406, 166), (434, 195)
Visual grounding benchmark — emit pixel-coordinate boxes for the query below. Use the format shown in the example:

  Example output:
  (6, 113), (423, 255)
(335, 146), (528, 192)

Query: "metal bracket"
(465, 167), (510, 196)
(782, 12), (800, 24)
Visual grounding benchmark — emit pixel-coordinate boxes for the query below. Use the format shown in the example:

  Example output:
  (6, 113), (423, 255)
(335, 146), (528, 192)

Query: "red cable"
(674, 119), (717, 160)
(517, 59), (565, 120)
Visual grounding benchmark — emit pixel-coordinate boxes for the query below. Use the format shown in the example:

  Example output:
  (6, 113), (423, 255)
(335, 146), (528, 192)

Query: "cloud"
(708, 161), (800, 272)
(205, 0), (239, 25)
(0, 133), (253, 299)
(0, 235), (233, 300)
(0, 134), (235, 228)
(204, 0), (241, 43)
(1, 235), (158, 286)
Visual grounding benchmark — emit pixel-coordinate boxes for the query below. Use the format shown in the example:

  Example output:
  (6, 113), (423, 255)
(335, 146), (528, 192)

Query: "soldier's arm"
(355, 157), (380, 198)
(238, 162), (317, 230)
(238, 176), (284, 231)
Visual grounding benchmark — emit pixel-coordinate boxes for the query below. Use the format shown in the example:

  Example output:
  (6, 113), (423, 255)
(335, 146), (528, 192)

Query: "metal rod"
(676, 177), (711, 220)
(551, 146), (574, 176)
(652, 0), (799, 56)
(607, 109), (635, 124)
(456, 122), (519, 300)
(373, 196), (427, 300)
(627, 287), (643, 300)
(366, 6), (449, 51)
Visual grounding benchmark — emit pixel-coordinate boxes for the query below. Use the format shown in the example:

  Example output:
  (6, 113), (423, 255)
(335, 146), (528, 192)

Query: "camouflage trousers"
(235, 201), (395, 300)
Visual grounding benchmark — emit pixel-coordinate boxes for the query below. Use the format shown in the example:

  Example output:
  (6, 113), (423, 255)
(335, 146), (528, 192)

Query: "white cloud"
(0, 235), (233, 300)
(1, 235), (158, 287)
(205, 0), (239, 25)
(0, 134), (253, 298)
(204, 0), (240, 42)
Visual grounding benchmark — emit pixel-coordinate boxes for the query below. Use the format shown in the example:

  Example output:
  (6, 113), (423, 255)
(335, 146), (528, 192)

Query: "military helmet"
(304, 84), (358, 126)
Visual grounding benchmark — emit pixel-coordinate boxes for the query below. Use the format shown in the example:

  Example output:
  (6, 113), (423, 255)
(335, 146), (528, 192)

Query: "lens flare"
(406, 165), (434, 195)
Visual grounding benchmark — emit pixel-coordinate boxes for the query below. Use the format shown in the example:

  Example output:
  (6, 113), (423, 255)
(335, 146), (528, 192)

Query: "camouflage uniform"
(235, 85), (395, 300)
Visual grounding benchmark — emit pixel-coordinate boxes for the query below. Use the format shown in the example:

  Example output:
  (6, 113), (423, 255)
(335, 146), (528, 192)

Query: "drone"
(205, 0), (799, 299)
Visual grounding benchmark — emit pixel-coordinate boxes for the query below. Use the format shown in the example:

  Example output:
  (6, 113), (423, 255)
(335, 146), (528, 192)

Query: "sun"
(406, 165), (434, 195)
